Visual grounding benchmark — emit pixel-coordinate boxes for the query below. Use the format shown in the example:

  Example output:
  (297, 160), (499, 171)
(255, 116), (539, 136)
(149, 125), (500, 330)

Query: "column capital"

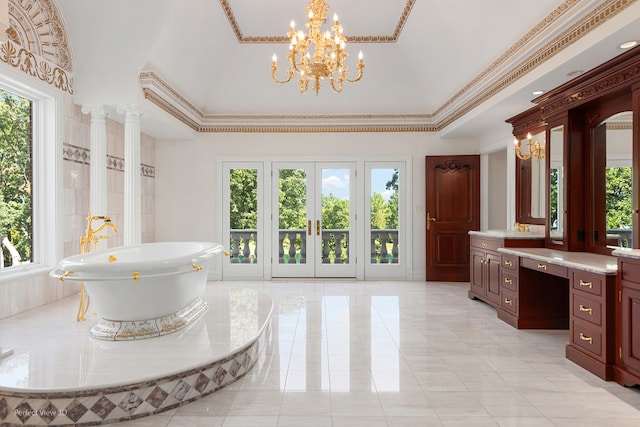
(116, 104), (142, 118)
(81, 104), (106, 118)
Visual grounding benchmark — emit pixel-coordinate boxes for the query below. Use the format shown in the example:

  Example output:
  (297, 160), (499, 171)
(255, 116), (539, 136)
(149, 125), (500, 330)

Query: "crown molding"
(140, 0), (635, 133)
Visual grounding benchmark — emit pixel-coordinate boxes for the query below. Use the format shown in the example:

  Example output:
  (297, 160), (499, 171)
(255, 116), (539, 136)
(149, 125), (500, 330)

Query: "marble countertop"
(469, 229), (545, 240)
(498, 247), (618, 275)
(612, 248), (640, 260)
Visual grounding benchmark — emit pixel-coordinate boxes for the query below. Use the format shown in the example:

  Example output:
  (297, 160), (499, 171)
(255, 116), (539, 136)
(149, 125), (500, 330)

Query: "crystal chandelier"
(271, 0), (365, 95)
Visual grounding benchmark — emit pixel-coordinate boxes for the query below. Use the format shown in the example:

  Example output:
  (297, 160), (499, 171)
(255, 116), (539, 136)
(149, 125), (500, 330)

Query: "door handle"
(308, 220), (312, 236)
(316, 220), (320, 236)
(426, 212), (437, 230)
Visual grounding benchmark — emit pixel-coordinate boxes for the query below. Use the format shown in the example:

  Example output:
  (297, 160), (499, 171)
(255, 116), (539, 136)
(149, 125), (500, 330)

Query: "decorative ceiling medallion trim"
(7, 0), (74, 72)
(219, 0), (416, 44)
(0, 39), (73, 94)
(435, 0), (634, 131)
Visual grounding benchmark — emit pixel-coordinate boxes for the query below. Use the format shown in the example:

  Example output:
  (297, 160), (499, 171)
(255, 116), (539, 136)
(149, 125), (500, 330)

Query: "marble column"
(81, 105), (108, 218)
(117, 105), (142, 246)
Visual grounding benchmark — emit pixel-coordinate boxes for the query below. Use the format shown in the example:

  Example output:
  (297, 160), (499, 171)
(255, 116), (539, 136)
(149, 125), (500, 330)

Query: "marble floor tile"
(2, 280), (640, 427)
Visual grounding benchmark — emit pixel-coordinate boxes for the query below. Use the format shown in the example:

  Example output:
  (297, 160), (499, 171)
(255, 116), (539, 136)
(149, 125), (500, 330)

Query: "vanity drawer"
(571, 321), (603, 359)
(501, 271), (518, 292)
(572, 293), (602, 327)
(521, 257), (568, 278)
(571, 270), (603, 298)
(470, 237), (501, 252)
(500, 290), (518, 315)
(501, 255), (518, 271)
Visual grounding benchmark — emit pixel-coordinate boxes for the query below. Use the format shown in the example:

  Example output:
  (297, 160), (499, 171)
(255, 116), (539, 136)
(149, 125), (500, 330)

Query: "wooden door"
(425, 155), (480, 282)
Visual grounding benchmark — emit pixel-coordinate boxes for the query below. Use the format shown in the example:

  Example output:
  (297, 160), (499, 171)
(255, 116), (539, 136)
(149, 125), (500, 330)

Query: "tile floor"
(6, 280), (640, 426)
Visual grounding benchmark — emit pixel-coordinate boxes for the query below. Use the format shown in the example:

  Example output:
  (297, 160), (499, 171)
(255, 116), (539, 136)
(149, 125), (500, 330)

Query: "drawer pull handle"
(579, 333), (593, 344)
(482, 242), (487, 247)
(504, 278), (512, 285)
(504, 298), (512, 306)
(537, 263), (547, 270)
(504, 260), (513, 267)
(579, 305), (593, 315)
(579, 279), (593, 289)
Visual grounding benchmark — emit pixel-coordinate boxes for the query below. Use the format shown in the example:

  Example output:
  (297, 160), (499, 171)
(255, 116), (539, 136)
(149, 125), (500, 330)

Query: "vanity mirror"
(589, 110), (633, 253)
(548, 125), (564, 245)
(515, 130), (546, 225)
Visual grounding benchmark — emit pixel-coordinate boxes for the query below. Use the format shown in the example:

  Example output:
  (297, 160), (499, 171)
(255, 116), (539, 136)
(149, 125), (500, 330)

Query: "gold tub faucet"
(76, 214), (119, 321)
(81, 214), (119, 253)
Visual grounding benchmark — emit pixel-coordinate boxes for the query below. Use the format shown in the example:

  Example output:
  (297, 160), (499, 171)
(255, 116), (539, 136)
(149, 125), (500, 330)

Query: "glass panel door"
(365, 162), (405, 278)
(315, 163), (356, 277)
(272, 163), (315, 277)
(272, 162), (356, 278)
(222, 162), (264, 278)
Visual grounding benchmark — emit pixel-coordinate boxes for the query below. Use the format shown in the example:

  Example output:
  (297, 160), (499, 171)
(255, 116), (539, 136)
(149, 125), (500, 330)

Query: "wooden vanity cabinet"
(498, 257), (570, 329)
(565, 269), (616, 381)
(469, 236), (543, 308)
(499, 254), (519, 316)
(615, 257), (640, 386)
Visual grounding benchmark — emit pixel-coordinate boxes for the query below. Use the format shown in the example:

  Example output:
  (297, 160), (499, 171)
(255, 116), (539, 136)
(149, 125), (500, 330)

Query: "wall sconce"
(514, 132), (545, 160)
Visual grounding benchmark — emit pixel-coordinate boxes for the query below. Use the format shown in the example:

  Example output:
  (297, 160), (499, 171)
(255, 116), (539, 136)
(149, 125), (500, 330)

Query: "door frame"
(218, 156), (412, 281)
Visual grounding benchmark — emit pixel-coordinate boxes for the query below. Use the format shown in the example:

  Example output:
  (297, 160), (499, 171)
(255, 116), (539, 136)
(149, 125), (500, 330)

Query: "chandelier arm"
(272, 64), (295, 84)
(329, 76), (343, 93)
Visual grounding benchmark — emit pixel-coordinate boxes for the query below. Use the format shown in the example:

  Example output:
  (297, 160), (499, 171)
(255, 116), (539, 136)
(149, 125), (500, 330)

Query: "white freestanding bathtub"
(50, 242), (223, 340)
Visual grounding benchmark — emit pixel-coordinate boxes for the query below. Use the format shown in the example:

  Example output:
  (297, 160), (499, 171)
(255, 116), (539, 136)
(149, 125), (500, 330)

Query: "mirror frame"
(516, 126), (547, 225)
(584, 96), (633, 255)
(508, 112), (547, 226)
(546, 122), (566, 248)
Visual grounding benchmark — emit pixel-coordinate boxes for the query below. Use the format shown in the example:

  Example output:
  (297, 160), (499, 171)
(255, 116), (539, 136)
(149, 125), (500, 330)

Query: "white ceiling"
(56, 0), (640, 140)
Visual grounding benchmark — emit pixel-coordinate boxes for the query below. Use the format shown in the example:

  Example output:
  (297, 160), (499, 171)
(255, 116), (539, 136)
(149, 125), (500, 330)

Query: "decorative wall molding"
(63, 144), (155, 178)
(7, 0), (74, 72)
(0, 39), (73, 94)
(0, 0), (74, 94)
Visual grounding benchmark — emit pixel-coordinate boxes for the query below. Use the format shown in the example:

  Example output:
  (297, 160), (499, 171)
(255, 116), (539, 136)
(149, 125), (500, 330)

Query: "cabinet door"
(621, 284), (640, 375)
(470, 249), (485, 296)
(486, 252), (501, 304)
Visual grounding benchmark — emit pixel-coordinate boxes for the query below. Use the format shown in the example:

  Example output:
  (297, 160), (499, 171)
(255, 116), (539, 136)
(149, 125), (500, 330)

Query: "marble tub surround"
(498, 247), (618, 275)
(0, 285), (273, 426)
(469, 229), (545, 239)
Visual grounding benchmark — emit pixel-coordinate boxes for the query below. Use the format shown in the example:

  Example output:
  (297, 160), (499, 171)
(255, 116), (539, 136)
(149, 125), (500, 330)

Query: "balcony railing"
(229, 228), (399, 265)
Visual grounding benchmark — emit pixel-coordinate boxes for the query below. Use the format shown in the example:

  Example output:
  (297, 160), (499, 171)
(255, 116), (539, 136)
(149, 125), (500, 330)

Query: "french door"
(220, 158), (410, 280)
(271, 162), (356, 278)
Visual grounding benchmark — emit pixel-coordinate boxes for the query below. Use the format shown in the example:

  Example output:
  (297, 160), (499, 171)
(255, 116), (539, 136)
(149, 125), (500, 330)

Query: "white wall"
(488, 149), (508, 229)
(155, 132), (479, 280)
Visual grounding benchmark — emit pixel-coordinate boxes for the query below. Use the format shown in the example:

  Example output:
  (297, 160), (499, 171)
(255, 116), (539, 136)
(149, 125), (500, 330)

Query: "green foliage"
(279, 169), (307, 229)
(229, 168), (258, 230)
(550, 168), (559, 230)
(606, 166), (632, 229)
(370, 193), (390, 229)
(322, 193), (350, 229)
(0, 89), (32, 266)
